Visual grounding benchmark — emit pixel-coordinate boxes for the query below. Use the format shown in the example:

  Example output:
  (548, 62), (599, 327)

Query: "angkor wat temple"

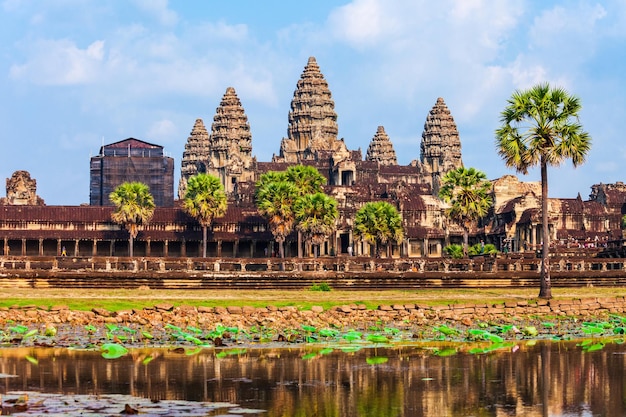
(0, 57), (623, 258)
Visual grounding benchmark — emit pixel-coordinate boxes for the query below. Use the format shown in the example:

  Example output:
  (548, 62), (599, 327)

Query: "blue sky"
(1, 0), (625, 205)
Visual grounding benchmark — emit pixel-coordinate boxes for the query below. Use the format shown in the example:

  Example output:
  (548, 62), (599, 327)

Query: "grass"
(0, 287), (624, 312)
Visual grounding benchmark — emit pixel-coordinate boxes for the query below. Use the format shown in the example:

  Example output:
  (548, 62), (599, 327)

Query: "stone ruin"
(0, 170), (45, 206)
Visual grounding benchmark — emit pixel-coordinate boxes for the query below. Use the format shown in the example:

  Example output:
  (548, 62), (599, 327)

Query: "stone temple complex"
(0, 56), (623, 258)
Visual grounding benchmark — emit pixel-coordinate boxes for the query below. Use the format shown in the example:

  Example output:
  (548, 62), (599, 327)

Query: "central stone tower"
(274, 57), (348, 163)
(418, 97), (463, 194)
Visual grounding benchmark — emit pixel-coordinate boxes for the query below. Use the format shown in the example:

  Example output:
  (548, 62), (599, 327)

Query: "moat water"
(0, 341), (623, 416)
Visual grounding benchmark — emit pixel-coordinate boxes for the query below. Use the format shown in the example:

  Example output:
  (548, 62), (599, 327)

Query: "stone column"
(423, 238), (429, 257)
(92, 240), (97, 256)
(57, 239), (62, 256)
(234, 240), (239, 257)
(38, 239), (43, 256)
(146, 239), (151, 257)
(74, 240), (79, 257)
(164, 240), (169, 258)
(21, 239), (26, 256)
(217, 240), (222, 257)
(181, 239), (186, 257)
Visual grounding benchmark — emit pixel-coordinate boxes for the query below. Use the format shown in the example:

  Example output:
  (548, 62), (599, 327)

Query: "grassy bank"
(1, 287), (625, 312)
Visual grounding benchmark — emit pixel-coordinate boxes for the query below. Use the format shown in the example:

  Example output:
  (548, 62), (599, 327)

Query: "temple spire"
(178, 118), (210, 198)
(419, 97), (463, 194)
(365, 126), (397, 165)
(274, 56), (346, 163)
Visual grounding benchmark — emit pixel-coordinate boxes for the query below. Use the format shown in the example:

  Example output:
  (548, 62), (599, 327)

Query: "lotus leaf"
(101, 343), (129, 359)
(366, 334), (389, 343)
(435, 325), (459, 336)
(523, 326), (538, 337)
(319, 328), (338, 338)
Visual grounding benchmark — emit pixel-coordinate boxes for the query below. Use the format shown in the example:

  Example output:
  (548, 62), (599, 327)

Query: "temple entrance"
(339, 233), (350, 254)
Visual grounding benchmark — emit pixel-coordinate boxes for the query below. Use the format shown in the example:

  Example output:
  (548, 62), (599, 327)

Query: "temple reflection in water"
(0, 342), (623, 416)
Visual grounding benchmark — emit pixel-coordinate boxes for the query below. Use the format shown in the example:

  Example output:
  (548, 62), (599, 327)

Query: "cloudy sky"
(1, 0), (624, 205)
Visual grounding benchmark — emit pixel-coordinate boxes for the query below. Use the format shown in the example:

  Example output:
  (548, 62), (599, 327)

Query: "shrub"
(310, 282), (332, 292)
(469, 243), (498, 256)
(444, 244), (464, 259)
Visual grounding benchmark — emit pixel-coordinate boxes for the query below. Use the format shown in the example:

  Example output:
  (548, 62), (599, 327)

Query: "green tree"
(439, 167), (492, 258)
(286, 165), (327, 257)
(353, 201), (404, 258)
(294, 192), (339, 257)
(255, 176), (298, 262)
(109, 182), (155, 257)
(495, 83), (591, 299)
(285, 165), (326, 195)
(182, 173), (227, 258)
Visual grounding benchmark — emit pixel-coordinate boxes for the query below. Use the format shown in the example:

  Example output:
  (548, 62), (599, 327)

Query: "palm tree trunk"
(463, 228), (469, 258)
(539, 159), (552, 299)
(278, 240), (285, 271)
(202, 226), (207, 258)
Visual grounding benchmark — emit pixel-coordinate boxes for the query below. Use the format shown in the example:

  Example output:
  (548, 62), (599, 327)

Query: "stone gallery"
(0, 57), (622, 258)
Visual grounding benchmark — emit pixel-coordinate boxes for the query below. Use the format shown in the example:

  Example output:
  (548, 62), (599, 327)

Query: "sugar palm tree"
(285, 165), (326, 195)
(109, 182), (155, 257)
(286, 165), (326, 257)
(294, 192), (339, 257)
(439, 167), (492, 258)
(495, 83), (591, 299)
(353, 201), (404, 257)
(255, 177), (298, 262)
(182, 173), (227, 258)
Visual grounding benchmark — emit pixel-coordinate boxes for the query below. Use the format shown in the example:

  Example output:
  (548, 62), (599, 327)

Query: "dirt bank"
(0, 296), (623, 347)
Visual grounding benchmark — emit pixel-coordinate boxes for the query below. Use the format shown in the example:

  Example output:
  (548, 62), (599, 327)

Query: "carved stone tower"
(365, 126), (397, 165)
(274, 57), (347, 163)
(206, 87), (254, 195)
(419, 97), (463, 195)
(178, 118), (210, 199)
(0, 171), (44, 205)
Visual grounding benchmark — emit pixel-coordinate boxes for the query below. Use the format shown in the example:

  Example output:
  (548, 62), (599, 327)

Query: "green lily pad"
(101, 343), (129, 359)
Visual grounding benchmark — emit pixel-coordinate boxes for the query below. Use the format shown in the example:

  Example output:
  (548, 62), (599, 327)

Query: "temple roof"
(99, 138), (163, 156)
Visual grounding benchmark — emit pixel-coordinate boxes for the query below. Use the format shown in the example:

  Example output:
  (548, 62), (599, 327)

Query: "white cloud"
(132, 0), (178, 26)
(147, 119), (177, 143)
(10, 39), (105, 85)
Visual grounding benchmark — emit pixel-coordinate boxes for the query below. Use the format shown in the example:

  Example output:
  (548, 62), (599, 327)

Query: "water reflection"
(0, 341), (623, 416)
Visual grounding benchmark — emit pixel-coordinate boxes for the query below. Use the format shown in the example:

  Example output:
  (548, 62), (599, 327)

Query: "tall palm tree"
(109, 182), (155, 257)
(353, 201), (404, 258)
(285, 165), (326, 195)
(255, 178), (298, 261)
(182, 173), (227, 258)
(495, 83), (591, 299)
(294, 192), (339, 257)
(286, 165), (327, 257)
(439, 167), (492, 258)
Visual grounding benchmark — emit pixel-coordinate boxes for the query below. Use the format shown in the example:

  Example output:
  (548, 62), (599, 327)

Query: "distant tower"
(90, 138), (174, 207)
(419, 98), (463, 194)
(274, 57), (347, 163)
(178, 119), (210, 199)
(365, 126), (397, 165)
(206, 87), (254, 195)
